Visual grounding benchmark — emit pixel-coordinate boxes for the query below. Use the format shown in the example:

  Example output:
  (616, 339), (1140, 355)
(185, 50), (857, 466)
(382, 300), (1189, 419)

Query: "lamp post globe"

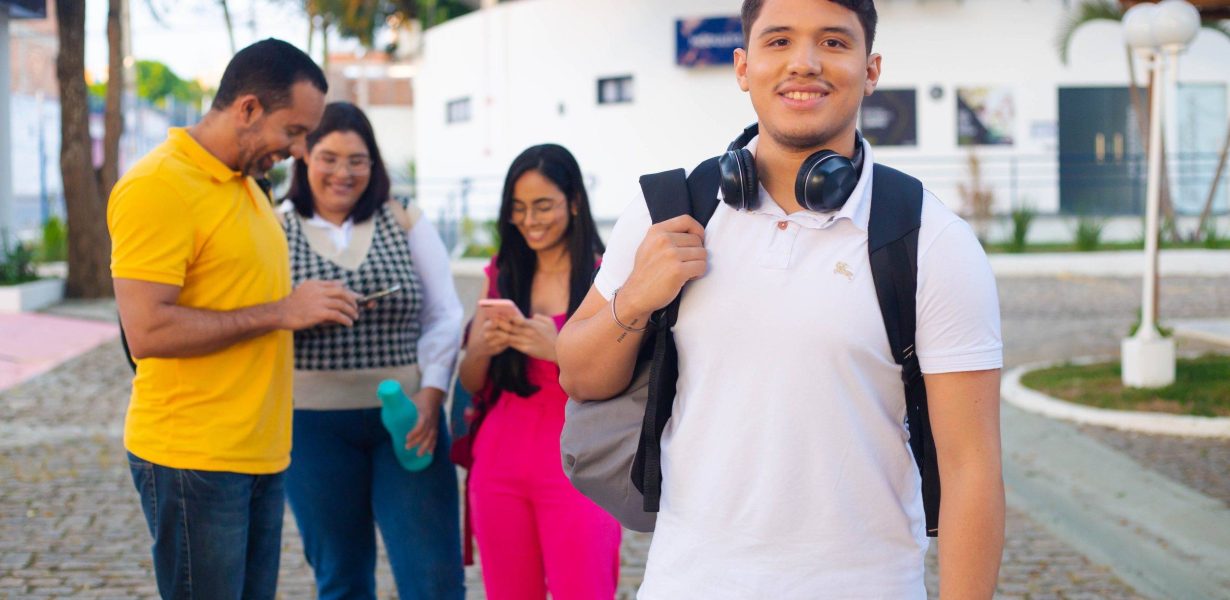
(1153, 0), (1201, 50)
(1122, 2), (1159, 50)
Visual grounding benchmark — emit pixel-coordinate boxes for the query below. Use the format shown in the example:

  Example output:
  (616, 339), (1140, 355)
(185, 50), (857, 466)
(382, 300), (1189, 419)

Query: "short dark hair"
(741, 0), (877, 53)
(212, 38), (327, 111)
(284, 102), (391, 224)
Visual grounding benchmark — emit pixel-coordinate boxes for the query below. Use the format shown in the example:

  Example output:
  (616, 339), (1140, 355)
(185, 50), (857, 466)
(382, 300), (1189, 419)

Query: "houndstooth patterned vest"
(286, 203), (423, 370)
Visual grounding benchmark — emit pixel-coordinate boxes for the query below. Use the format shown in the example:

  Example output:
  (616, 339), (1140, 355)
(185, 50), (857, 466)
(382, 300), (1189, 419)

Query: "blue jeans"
(127, 452), (285, 600)
(286, 408), (464, 600)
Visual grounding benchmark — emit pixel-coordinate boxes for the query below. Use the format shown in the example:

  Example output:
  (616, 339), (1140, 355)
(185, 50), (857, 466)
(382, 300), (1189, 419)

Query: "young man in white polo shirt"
(558, 0), (1004, 597)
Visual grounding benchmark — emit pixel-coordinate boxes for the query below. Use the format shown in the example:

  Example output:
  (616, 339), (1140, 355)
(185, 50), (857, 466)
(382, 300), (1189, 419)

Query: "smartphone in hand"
(478, 298), (525, 323)
(361, 284), (403, 303)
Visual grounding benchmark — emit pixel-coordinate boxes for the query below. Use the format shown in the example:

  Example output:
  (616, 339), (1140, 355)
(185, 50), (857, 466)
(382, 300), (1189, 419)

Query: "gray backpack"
(560, 157), (938, 536)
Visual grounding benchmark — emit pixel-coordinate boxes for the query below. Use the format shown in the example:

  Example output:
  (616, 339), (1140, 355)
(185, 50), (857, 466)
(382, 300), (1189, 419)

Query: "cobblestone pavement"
(998, 276), (1230, 519)
(3, 274), (1227, 598)
(1079, 425), (1230, 509)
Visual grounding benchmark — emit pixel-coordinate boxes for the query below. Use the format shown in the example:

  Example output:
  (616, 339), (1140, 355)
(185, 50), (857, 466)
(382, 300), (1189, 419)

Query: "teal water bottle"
(378, 379), (433, 471)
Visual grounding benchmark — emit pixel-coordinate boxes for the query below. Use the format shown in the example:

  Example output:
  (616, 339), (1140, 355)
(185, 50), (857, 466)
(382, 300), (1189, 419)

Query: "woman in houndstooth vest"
(280, 102), (465, 599)
(457, 144), (620, 599)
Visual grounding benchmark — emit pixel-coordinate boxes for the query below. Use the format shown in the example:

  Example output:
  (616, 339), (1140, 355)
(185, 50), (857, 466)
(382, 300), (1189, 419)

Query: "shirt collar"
(724, 134), (876, 232)
(168, 127), (243, 183)
(305, 213), (354, 233)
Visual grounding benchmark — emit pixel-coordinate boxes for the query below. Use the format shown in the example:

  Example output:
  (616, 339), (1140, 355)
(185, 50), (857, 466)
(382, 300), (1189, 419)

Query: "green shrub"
(1008, 205), (1035, 253)
(0, 242), (39, 285)
(460, 219), (500, 258)
(1074, 217), (1105, 251)
(40, 217), (67, 262)
(1203, 221), (1225, 249)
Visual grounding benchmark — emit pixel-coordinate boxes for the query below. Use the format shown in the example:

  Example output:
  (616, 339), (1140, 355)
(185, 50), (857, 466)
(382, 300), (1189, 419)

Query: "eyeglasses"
(312, 153), (373, 175)
(510, 199), (566, 223)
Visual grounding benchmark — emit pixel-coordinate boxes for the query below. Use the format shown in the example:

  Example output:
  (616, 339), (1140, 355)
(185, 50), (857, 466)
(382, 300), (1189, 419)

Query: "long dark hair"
(490, 144), (605, 397)
(284, 101), (390, 224)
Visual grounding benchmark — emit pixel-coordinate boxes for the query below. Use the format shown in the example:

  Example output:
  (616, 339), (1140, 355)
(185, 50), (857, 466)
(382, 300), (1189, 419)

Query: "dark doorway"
(1058, 87), (1146, 215)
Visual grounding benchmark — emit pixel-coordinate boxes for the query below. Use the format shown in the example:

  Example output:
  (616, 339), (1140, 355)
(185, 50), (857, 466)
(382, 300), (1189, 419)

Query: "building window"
(597, 76), (634, 105)
(446, 97), (471, 124)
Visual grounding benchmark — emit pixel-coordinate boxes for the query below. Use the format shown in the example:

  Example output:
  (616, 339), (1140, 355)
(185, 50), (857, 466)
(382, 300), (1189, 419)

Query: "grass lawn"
(1020, 353), (1230, 417)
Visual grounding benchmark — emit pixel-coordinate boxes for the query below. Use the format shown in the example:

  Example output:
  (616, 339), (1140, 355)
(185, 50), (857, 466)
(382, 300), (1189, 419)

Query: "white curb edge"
(1003, 358), (1230, 439)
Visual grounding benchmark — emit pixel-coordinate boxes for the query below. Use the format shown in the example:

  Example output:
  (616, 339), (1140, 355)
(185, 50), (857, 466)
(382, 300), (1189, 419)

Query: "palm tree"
(1057, 0), (1230, 241)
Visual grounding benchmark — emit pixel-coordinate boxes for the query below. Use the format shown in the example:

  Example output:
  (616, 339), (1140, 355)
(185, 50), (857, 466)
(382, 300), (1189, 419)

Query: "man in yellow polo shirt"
(109, 39), (360, 599)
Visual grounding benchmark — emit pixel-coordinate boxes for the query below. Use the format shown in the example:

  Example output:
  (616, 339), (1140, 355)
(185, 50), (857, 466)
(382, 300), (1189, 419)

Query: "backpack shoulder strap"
(637, 156), (722, 228)
(867, 164), (939, 537)
(686, 156), (722, 228)
(640, 168), (691, 224)
(630, 157), (721, 514)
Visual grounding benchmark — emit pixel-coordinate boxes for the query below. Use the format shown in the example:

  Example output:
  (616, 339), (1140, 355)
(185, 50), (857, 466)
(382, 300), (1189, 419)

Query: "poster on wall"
(957, 87), (1015, 146)
(860, 89), (917, 146)
(676, 17), (743, 67)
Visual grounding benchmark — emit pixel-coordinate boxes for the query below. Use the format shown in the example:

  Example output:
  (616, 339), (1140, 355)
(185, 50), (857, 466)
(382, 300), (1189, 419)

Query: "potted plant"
(0, 241), (65, 313)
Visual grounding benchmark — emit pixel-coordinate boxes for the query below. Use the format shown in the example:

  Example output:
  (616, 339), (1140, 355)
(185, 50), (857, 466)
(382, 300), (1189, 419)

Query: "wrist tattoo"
(616, 318), (640, 343)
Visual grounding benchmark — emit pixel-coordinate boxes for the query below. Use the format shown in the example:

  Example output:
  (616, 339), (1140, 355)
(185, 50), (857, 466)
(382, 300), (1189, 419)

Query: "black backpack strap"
(118, 317), (137, 373)
(867, 164), (940, 537)
(630, 158), (722, 512)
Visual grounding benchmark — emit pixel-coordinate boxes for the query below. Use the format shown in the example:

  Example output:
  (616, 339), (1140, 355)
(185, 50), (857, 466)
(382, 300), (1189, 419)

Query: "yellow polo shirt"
(108, 128), (293, 474)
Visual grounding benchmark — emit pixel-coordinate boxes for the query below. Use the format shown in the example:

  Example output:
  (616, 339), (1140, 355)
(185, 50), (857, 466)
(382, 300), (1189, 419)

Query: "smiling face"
(510, 169), (572, 253)
(735, 0), (880, 152)
(234, 80), (326, 177)
(305, 130), (372, 221)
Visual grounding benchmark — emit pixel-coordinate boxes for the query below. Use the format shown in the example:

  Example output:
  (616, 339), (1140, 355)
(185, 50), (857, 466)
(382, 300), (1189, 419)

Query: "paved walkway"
(1, 272), (1228, 598)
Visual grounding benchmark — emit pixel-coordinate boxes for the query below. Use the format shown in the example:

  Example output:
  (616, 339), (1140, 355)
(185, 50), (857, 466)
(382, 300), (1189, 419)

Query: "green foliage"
(266, 163), (290, 193)
(307, 0), (477, 50)
(1055, 0), (1121, 65)
(1074, 217), (1105, 251)
(1008, 205), (1035, 253)
(1203, 221), (1226, 249)
(1020, 354), (1230, 417)
(0, 243), (39, 285)
(460, 219), (499, 258)
(40, 217), (67, 263)
(1127, 306), (1173, 338)
(87, 60), (205, 107)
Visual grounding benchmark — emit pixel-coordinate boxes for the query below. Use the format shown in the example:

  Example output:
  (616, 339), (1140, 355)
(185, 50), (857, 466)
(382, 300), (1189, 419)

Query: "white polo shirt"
(594, 137), (1002, 599)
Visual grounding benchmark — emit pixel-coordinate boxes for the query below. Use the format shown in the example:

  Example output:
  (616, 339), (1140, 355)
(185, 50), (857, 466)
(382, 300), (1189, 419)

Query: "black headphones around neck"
(718, 123), (865, 213)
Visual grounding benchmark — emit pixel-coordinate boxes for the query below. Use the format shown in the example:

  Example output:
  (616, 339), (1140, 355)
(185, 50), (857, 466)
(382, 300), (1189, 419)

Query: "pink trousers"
(469, 389), (621, 600)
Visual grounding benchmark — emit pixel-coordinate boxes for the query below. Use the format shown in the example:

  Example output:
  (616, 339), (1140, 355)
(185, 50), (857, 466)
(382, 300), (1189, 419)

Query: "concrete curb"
(454, 249), (1230, 279)
(988, 249), (1230, 278)
(1003, 359), (1230, 438)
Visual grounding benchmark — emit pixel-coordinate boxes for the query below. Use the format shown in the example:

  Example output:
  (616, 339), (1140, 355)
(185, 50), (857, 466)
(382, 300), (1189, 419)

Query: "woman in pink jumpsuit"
(458, 144), (620, 599)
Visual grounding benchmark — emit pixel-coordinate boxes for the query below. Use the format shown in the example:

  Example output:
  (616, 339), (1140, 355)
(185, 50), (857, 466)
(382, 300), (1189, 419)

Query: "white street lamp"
(1120, 0), (1200, 389)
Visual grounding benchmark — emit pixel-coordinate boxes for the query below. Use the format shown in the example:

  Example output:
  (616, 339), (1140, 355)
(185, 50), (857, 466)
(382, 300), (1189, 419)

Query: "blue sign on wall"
(676, 17), (743, 67)
(2, 0), (47, 19)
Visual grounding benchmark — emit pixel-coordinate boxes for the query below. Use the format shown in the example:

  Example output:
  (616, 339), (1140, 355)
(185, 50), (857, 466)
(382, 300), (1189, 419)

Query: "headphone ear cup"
(735, 149), (758, 209)
(719, 149), (758, 210)
(796, 151), (858, 212)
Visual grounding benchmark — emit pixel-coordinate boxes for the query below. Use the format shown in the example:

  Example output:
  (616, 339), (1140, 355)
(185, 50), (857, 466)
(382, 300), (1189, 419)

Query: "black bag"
(563, 157), (940, 536)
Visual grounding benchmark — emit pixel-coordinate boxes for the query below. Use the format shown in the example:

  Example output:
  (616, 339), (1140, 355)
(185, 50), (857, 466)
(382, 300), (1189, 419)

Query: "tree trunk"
(219, 0), (236, 54)
(102, 0), (123, 195)
(55, 0), (113, 298)
(1194, 123), (1230, 240)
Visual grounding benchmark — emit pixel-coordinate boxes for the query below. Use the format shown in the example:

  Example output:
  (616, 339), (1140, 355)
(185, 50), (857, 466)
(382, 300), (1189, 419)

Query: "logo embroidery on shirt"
(834, 262), (855, 281)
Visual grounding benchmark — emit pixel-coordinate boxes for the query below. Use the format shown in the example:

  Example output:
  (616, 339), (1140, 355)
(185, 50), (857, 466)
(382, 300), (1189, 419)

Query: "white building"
(415, 0), (1230, 238)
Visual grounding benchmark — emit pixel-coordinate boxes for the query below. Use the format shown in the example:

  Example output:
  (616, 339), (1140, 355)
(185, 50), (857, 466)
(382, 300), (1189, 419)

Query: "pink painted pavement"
(0, 313), (119, 391)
